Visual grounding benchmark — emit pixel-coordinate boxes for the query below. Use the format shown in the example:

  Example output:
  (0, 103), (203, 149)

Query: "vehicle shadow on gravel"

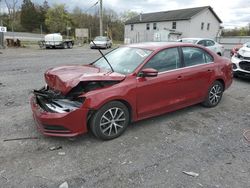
(61, 104), (207, 144)
(127, 104), (207, 134)
(233, 77), (250, 83)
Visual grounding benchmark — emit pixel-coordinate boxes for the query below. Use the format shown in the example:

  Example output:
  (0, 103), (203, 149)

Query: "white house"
(124, 6), (222, 44)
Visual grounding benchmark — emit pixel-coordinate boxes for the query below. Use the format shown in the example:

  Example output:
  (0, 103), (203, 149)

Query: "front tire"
(202, 81), (224, 107)
(63, 43), (68, 49)
(90, 101), (129, 140)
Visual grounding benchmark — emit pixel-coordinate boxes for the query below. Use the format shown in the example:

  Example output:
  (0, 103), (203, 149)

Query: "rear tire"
(202, 81), (224, 107)
(67, 42), (73, 49)
(90, 101), (129, 140)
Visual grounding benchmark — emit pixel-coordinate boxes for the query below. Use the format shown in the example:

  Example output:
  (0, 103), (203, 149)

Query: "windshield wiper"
(91, 40), (114, 72)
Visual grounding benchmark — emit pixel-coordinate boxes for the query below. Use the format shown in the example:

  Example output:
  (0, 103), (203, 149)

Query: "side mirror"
(140, 68), (158, 77)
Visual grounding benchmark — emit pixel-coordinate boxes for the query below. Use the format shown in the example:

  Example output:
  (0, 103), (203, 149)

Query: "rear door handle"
(207, 69), (212, 72)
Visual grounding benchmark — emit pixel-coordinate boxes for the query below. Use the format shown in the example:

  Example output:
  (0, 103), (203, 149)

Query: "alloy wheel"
(209, 84), (222, 105)
(100, 107), (126, 136)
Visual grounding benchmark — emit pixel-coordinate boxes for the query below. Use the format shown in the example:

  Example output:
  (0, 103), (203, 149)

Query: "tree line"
(221, 24), (250, 37)
(3, 0), (249, 39)
(1, 0), (138, 41)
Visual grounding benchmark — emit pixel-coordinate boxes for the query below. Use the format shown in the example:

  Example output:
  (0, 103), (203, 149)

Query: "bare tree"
(4, 0), (18, 21)
(4, 0), (18, 32)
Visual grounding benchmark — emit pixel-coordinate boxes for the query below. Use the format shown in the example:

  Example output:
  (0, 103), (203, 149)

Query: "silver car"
(90, 36), (112, 49)
(179, 38), (224, 56)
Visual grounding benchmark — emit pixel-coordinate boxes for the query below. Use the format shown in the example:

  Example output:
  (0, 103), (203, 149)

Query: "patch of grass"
(20, 40), (40, 47)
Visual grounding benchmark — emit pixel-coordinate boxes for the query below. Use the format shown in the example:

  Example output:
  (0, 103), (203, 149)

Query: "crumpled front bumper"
(231, 56), (250, 78)
(30, 96), (89, 137)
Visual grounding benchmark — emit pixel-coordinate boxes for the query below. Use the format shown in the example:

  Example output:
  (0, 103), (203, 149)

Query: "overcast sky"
(2, 0), (250, 28)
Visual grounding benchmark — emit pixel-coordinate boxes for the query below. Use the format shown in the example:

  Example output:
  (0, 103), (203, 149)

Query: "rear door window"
(182, 47), (214, 67)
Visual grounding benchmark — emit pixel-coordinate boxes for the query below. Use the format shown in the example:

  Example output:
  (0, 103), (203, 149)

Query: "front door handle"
(177, 75), (182, 80)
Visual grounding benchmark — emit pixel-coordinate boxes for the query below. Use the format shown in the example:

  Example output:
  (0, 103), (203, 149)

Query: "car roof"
(124, 42), (198, 51)
(181, 38), (215, 41)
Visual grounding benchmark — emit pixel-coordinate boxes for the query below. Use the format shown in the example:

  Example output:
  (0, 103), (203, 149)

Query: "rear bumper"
(30, 96), (89, 137)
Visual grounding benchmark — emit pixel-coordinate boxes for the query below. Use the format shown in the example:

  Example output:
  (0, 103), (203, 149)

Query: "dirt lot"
(0, 46), (250, 188)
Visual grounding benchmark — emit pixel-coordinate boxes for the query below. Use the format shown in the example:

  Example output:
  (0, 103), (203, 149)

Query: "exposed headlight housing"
(43, 97), (85, 113)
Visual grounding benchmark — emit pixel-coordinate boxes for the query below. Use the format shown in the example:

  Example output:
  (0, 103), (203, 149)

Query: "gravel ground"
(0, 46), (250, 188)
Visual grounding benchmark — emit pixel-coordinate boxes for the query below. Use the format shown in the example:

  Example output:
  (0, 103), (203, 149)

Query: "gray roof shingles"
(125, 6), (222, 24)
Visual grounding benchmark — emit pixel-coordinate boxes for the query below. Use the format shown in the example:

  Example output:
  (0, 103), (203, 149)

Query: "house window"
(146, 23), (150, 30)
(131, 24), (134, 31)
(172, 22), (176, 29)
(207, 23), (210, 30)
(201, 22), (204, 30)
(153, 23), (157, 30)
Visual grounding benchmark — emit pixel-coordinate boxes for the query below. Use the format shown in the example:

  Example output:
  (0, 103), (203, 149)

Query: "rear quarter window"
(206, 40), (215, 47)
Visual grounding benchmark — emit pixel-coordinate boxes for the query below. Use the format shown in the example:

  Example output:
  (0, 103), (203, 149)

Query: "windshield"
(94, 36), (108, 41)
(92, 47), (153, 75)
(181, 39), (198, 44)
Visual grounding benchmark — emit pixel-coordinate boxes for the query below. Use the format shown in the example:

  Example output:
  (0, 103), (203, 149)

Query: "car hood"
(238, 46), (250, 57)
(45, 65), (125, 95)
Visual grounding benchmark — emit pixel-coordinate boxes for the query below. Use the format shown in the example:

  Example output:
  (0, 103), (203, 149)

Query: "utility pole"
(0, 0), (2, 26)
(99, 0), (103, 36)
(0, 0), (4, 49)
(40, 24), (43, 39)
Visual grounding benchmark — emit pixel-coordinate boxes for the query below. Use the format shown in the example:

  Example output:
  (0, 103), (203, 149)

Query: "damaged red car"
(31, 42), (233, 140)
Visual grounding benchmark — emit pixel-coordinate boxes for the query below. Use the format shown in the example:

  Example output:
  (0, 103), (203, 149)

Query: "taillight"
(234, 51), (239, 57)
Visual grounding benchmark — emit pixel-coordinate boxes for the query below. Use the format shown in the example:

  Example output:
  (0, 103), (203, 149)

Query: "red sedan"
(31, 42), (233, 140)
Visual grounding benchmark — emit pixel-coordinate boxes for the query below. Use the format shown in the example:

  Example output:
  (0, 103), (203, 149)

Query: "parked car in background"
(90, 36), (112, 49)
(231, 42), (250, 78)
(31, 42), (233, 140)
(38, 33), (74, 49)
(179, 38), (224, 56)
(230, 44), (243, 57)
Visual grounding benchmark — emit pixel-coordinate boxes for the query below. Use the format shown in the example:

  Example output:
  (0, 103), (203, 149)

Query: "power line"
(83, 1), (98, 13)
